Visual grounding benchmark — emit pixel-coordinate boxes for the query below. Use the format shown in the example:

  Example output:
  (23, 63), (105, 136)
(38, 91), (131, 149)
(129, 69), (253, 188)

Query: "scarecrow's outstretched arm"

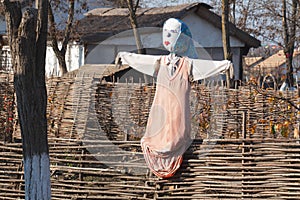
(189, 58), (232, 81)
(115, 52), (161, 77)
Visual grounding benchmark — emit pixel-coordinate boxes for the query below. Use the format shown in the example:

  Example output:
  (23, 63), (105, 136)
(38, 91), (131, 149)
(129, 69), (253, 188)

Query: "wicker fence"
(1, 73), (300, 199)
(0, 73), (14, 143)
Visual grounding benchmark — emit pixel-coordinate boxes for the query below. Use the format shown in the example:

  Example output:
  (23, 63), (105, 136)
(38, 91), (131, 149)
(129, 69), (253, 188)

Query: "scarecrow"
(115, 18), (231, 178)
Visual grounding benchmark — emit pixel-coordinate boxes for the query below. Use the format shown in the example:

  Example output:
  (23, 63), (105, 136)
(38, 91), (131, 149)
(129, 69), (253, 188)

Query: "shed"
(242, 56), (264, 82)
(77, 2), (260, 80)
(251, 50), (300, 79)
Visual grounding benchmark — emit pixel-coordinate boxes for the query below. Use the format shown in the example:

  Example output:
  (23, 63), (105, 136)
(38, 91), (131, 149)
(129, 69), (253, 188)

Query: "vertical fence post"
(242, 110), (247, 139)
(79, 142), (84, 184)
(124, 78), (128, 141)
(241, 110), (247, 199)
(4, 76), (8, 142)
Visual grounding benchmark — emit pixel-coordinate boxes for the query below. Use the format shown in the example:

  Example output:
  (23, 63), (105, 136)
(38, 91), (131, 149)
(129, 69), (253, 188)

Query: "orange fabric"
(141, 56), (192, 178)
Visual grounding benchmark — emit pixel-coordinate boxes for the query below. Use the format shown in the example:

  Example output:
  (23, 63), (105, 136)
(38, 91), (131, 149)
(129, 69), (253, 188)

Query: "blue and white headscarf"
(163, 18), (198, 59)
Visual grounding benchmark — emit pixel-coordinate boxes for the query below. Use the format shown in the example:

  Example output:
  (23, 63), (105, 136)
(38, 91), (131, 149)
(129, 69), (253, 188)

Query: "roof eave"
(195, 5), (261, 48)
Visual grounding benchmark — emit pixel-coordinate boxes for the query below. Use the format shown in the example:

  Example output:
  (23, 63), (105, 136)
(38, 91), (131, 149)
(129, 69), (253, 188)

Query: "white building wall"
(182, 13), (245, 48)
(1, 42), (84, 77)
(0, 46), (12, 72)
(45, 42), (85, 77)
(85, 27), (165, 64)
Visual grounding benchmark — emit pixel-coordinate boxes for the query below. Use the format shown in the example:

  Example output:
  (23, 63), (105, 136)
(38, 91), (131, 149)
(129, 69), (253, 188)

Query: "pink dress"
(141, 56), (192, 178)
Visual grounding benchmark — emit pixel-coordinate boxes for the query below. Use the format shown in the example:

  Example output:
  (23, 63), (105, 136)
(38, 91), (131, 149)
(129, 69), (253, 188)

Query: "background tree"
(111, 0), (144, 53)
(110, 0), (147, 83)
(126, 0), (145, 55)
(203, 0), (299, 87)
(125, 0), (148, 83)
(282, 0), (298, 87)
(48, 0), (75, 75)
(221, 0), (233, 87)
(248, 0), (299, 87)
(2, 0), (51, 199)
(48, 0), (88, 76)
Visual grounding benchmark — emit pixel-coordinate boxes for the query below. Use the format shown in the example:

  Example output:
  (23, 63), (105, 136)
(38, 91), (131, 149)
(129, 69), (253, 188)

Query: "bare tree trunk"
(231, 0), (236, 24)
(126, 0), (144, 54)
(48, 0), (75, 76)
(282, 0), (298, 87)
(56, 53), (68, 75)
(222, 0), (233, 88)
(3, 0), (51, 199)
(35, 0), (39, 8)
(125, 0), (148, 84)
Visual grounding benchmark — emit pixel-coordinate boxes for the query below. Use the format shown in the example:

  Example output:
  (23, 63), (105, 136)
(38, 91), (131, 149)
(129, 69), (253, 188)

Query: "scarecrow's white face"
(163, 18), (182, 53)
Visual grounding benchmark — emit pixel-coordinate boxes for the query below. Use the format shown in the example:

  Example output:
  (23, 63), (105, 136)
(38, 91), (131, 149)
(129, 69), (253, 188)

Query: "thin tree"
(111, 0), (145, 54)
(115, 0), (148, 82)
(282, 0), (298, 87)
(125, 0), (149, 83)
(126, 0), (145, 54)
(222, 0), (233, 88)
(2, 0), (51, 199)
(48, 0), (75, 76)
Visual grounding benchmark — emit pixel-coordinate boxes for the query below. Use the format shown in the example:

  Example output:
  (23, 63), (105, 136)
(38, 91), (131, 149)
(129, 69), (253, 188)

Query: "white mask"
(163, 18), (181, 53)
(162, 18), (198, 59)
